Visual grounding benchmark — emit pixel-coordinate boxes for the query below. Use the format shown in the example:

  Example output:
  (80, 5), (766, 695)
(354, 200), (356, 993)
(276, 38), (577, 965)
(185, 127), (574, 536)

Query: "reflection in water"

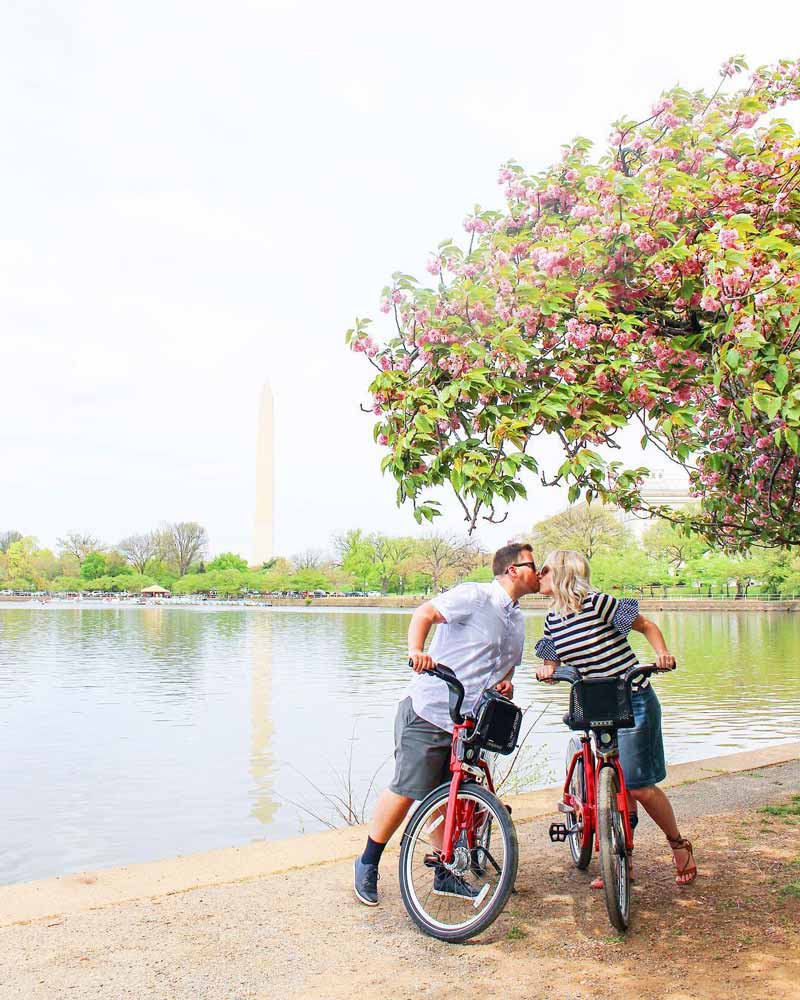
(250, 617), (274, 826)
(0, 605), (798, 886)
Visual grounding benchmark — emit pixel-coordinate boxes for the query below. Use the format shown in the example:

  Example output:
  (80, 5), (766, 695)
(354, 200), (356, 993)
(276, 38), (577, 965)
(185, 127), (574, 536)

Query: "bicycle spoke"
(401, 786), (514, 936)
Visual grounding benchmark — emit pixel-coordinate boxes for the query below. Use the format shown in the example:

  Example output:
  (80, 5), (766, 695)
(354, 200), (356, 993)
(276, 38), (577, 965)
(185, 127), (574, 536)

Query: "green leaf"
(753, 392), (781, 420)
(775, 364), (789, 393)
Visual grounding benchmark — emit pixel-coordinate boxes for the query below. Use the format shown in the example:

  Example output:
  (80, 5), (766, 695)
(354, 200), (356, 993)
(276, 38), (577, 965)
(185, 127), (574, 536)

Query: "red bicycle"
(399, 663), (521, 942)
(542, 663), (674, 932)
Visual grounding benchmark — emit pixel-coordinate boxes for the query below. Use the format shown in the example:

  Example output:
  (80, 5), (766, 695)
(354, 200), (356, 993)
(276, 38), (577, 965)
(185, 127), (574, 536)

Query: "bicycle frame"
(563, 733), (634, 853)
(438, 718), (495, 864)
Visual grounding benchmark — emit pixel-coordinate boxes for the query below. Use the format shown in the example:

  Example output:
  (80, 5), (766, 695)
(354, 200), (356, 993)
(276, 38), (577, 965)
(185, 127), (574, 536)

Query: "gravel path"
(2, 761), (799, 1000)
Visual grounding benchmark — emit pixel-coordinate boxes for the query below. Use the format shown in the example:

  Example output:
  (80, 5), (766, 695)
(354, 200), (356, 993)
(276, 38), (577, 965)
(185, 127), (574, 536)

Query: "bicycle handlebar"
(540, 662), (677, 686)
(408, 659), (466, 725)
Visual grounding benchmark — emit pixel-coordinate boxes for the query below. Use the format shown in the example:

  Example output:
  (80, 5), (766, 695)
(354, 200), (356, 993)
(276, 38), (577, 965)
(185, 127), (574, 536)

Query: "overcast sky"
(2, 0), (798, 561)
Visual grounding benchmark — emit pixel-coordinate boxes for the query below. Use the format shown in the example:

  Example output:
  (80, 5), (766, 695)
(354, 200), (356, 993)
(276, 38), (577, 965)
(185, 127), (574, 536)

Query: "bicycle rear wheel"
(565, 738), (593, 869)
(399, 782), (518, 943)
(597, 765), (631, 932)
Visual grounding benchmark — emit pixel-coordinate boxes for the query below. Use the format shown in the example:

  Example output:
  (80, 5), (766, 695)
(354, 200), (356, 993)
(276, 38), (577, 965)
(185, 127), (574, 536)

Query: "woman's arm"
(630, 614), (675, 670)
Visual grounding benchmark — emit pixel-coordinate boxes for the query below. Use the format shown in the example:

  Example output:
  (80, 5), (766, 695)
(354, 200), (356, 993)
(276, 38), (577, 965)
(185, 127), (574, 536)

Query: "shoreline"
(2, 595), (799, 612)
(2, 740), (798, 928)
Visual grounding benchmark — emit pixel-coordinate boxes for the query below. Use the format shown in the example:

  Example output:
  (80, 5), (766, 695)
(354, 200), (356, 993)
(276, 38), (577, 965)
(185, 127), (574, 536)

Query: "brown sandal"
(667, 835), (697, 885)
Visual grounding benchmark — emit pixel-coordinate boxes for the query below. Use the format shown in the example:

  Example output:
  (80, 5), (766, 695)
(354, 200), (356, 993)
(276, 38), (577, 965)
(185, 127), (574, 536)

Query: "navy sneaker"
(433, 865), (478, 900)
(353, 857), (380, 906)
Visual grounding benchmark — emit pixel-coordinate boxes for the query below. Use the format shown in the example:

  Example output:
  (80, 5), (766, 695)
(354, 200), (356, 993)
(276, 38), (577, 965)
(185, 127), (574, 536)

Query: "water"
(1, 604), (798, 885)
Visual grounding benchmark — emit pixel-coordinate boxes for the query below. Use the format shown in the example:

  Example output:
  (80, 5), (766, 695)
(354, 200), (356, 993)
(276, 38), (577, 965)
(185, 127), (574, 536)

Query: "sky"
(2, 0), (798, 562)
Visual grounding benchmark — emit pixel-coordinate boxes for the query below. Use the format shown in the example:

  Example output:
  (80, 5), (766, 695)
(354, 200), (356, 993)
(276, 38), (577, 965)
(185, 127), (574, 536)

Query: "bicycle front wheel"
(597, 765), (631, 932)
(399, 782), (518, 943)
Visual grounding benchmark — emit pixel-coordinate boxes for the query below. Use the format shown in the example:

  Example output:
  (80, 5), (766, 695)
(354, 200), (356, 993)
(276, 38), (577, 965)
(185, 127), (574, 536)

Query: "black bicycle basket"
(470, 690), (522, 755)
(566, 677), (635, 731)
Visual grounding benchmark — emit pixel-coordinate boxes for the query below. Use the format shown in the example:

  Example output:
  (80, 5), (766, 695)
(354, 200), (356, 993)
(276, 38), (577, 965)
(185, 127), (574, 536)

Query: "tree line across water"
(2, 505), (799, 598)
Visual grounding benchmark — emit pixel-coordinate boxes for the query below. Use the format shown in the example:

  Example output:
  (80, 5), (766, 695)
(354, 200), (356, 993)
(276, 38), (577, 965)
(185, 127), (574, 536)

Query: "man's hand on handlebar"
(408, 651), (436, 673)
(536, 662), (557, 683)
(654, 652), (677, 671)
(495, 679), (514, 698)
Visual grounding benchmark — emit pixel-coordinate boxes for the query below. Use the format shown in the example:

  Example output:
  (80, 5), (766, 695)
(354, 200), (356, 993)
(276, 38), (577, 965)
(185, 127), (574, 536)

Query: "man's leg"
(354, 788), (413, 906)
(354, 698), (451, 906)
(369, 788), (415, 844)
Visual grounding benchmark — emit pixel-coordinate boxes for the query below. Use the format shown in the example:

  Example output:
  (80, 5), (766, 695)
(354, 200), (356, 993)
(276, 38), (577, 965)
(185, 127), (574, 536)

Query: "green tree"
(290, 567), (333, 592)
(31, 548), (60, 582)
(335, 530), (377, 589)
(531, 504), (628, 561)
(642, 516), (709, 576)
(369, 534), (415, 593)
(80, 551), (108, 580)
(6, 537), (39, 585)
(591, 546), (669, 596)
(684, 553), (756, 597)
(207, 552), (249, 572)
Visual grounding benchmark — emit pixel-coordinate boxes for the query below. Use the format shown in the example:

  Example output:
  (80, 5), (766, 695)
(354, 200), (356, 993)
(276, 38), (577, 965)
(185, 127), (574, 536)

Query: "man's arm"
(495, 666), (515, 698)
(408, 601), (446, 673)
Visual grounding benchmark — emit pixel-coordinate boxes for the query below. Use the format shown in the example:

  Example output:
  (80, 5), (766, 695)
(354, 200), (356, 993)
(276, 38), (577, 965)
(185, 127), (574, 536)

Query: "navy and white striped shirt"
(534, 592), (649, 691)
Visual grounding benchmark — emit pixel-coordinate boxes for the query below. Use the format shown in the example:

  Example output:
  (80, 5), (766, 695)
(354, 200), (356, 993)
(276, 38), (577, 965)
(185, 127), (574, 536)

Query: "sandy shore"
(1, 743), (799, 999)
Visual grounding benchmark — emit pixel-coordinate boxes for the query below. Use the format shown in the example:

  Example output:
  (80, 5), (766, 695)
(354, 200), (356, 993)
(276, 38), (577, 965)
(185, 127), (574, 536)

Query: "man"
(353, 542), (540, 906)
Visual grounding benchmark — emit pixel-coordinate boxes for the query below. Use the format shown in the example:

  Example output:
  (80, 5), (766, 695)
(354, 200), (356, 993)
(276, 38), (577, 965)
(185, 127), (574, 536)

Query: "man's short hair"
(492, 542), (534, 577)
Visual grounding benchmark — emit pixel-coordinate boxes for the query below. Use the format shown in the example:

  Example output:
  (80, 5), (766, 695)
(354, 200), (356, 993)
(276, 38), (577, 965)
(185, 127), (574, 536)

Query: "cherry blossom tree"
(350, 57), (800, 549)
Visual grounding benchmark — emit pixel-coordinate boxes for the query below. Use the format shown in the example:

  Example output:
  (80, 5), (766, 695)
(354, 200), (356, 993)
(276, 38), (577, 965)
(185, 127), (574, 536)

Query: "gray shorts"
(388, 697), (452, 800)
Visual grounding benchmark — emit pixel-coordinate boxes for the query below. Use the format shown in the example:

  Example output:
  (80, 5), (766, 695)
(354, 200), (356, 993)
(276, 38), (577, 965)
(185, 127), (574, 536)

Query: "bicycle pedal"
(548, 822), (569, 843)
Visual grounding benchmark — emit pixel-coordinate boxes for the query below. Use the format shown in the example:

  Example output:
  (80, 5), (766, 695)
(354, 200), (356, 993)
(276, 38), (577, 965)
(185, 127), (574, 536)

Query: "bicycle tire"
(565, 738), (593, 870)
(399, 782), (518, 943)
(597, 765), (631, 932)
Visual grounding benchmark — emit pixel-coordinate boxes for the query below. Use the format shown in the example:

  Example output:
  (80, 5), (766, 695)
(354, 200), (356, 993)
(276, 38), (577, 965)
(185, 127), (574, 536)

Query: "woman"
(535, 549), (697, 886)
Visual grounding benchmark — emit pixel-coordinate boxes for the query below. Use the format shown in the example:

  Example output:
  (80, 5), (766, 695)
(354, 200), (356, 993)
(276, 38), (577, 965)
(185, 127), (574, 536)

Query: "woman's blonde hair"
(543, 549), (592, 615)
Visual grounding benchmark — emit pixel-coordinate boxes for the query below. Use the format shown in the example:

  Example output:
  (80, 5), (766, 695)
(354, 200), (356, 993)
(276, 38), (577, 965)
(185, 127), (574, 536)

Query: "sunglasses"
(512, 561), (537, 571)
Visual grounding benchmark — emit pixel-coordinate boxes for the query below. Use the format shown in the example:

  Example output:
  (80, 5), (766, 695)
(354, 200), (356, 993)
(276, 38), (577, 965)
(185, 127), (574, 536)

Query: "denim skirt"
(618, 686), (667, 790)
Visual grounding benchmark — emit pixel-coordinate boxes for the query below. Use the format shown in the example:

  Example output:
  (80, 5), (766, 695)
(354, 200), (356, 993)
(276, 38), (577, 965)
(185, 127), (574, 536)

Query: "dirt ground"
(2, 761), (799, 1000)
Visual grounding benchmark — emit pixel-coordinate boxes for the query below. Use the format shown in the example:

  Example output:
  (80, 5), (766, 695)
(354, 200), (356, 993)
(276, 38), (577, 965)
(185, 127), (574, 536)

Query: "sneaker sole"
(432, 888), (476, 900)
(353, 885), (379, 906)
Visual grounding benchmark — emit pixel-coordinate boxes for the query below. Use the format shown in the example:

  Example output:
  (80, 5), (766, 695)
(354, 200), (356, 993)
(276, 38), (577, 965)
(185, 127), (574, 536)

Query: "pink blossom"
(425, 258), (441, 275)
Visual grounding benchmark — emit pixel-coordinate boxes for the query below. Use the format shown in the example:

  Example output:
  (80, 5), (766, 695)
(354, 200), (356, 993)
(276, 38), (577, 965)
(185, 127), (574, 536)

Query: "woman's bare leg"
(630, 785), (695, 882)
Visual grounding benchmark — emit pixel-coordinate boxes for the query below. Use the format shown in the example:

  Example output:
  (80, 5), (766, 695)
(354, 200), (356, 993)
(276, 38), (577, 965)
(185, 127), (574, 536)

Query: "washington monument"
(253, 383), (274, 564)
